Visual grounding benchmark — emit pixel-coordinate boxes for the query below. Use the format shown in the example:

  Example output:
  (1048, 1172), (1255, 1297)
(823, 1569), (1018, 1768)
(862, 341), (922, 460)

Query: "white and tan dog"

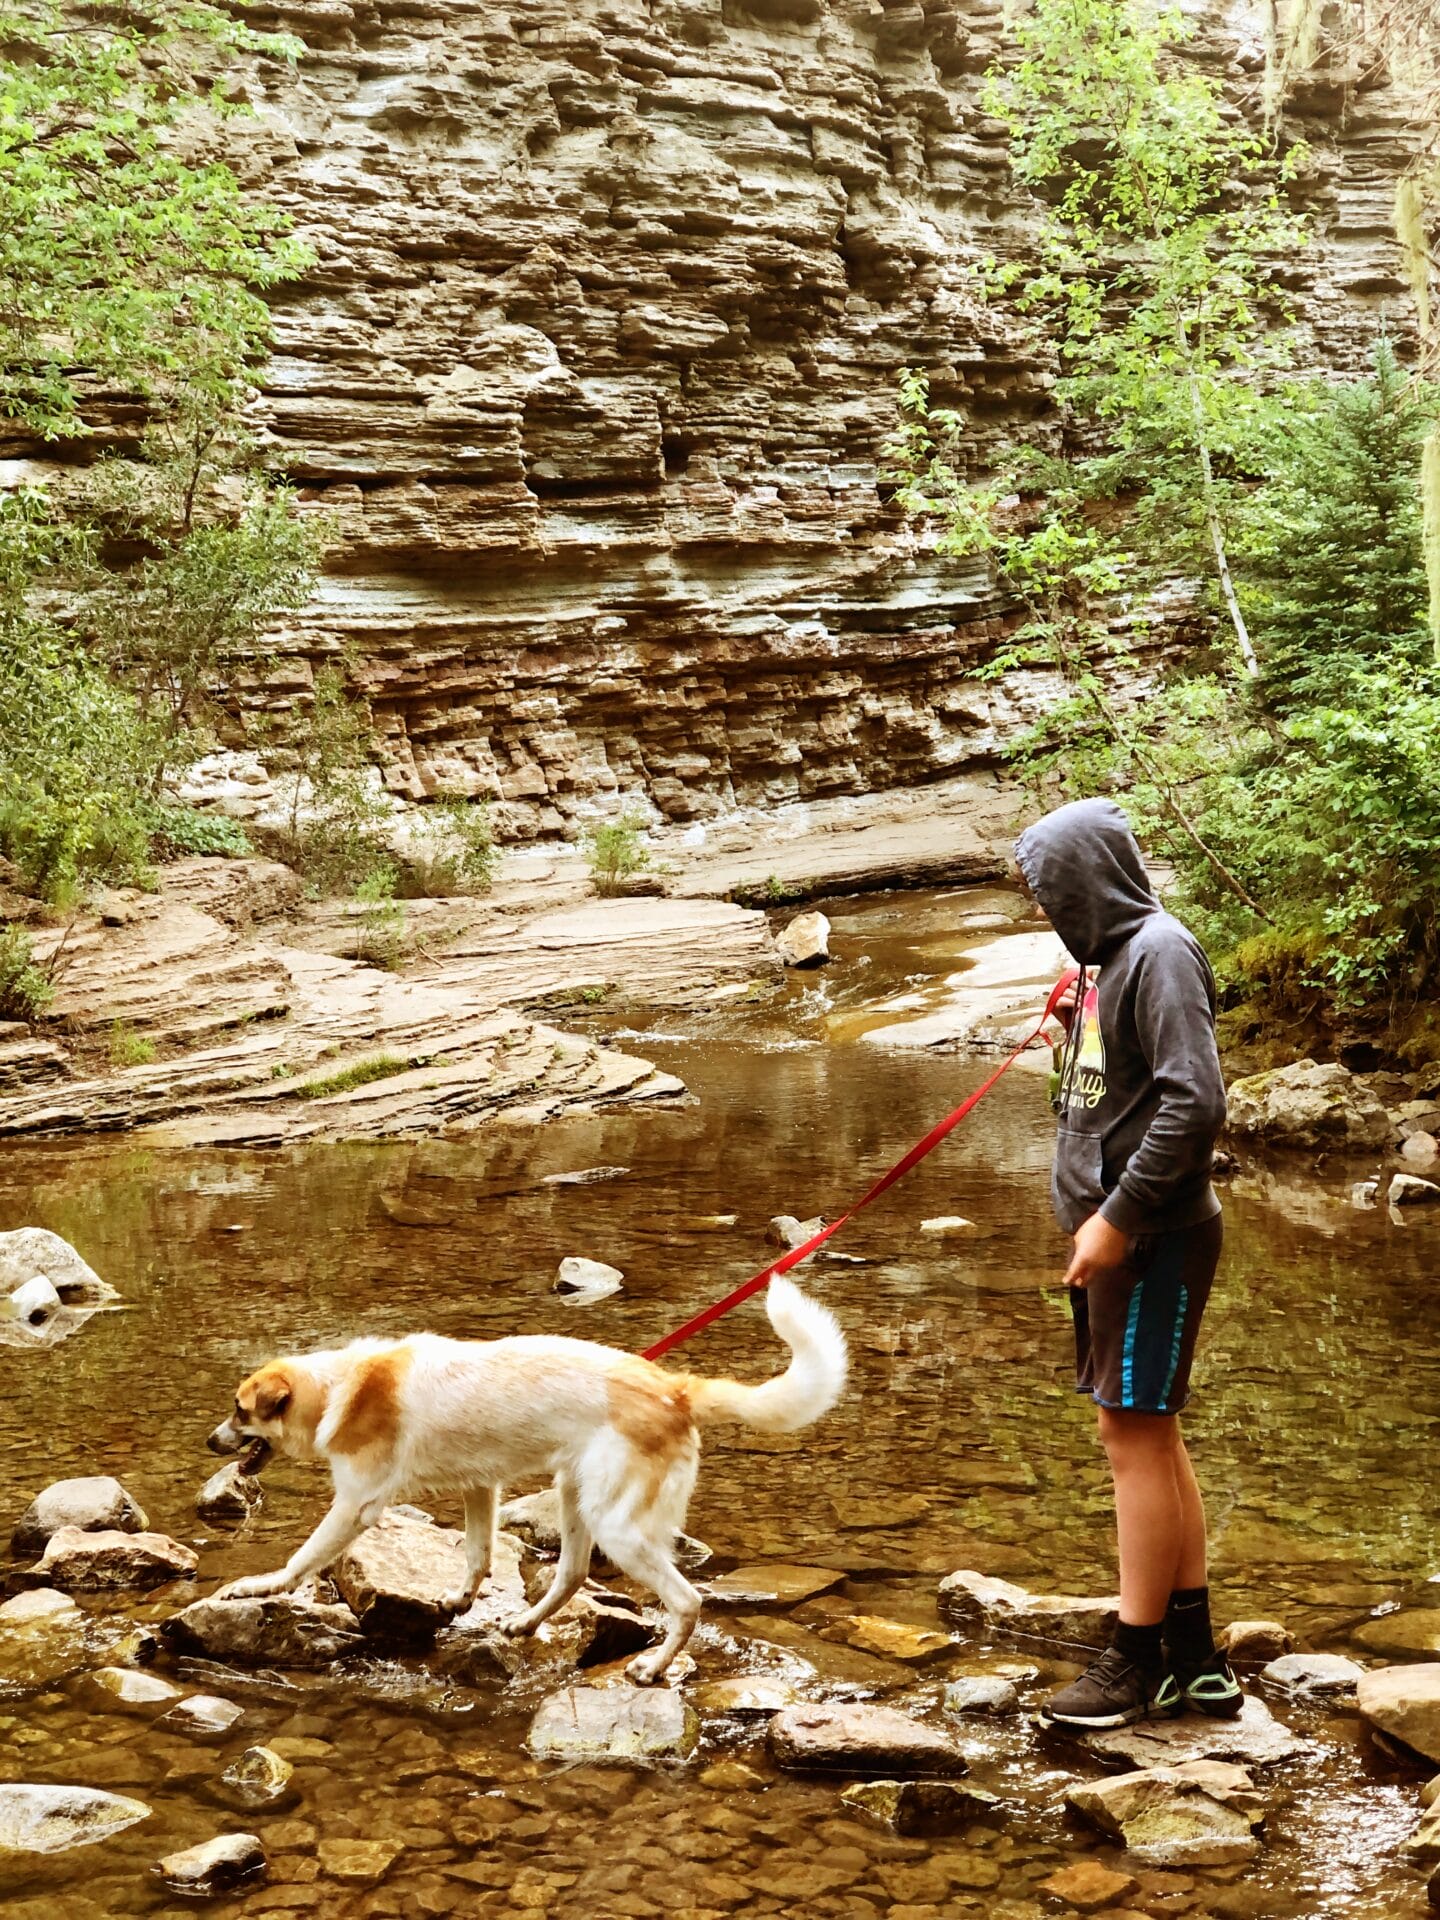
(206, 1278), (846, 1683)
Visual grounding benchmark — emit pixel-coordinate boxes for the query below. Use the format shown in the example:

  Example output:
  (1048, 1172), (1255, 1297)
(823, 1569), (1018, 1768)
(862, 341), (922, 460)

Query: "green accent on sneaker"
(1154, 1673), (1183, 1715)
(1161, 1658), (1245, 1720)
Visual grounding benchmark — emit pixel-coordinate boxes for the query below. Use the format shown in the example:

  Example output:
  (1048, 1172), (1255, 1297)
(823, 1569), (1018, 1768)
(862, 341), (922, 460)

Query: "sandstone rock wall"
(184, 1), (1432, 833)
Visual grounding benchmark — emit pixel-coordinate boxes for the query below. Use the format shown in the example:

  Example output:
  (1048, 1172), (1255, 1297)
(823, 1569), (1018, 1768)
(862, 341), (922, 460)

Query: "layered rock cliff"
(193, 2), (1431, 832)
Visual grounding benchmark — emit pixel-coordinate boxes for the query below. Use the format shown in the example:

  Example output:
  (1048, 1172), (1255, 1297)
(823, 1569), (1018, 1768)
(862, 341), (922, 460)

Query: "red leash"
(640, 969), (1079, 1362)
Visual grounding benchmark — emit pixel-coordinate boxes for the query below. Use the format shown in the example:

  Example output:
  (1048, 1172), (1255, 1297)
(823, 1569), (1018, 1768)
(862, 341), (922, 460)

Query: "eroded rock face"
(1225, 1061), (1391, 1152)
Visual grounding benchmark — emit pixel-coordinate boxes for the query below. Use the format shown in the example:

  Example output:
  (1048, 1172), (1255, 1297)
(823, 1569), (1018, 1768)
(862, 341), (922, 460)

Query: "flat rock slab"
(1357, 1664), (1440, 1764)
(36, 1526), (196, 1591)
(333, 1509), (468, 1639)
(1263, 1652), (1366, 1699)
(770, 1703), (967, 1778)
(163, 1592), (364, 1668)
(707, 1564), (846, 1607)
(528, 1684), (699, 1764)
(13, 1476), (148, 1555)
(1083, 1694), (1307, 1770)
(817, 1614), (953, 1664)
(1067, 1759), (1265, 1867)
(317, 1837), (404, 1884)
(938, 1568), (1119, 1647)
(840, 1778), (1003, 1836)
(694, 1674), (805, 1714)
(0, 1783), (150, 1854)
(157, 1831), (265, 1895)
(1352, 1610), (1440, 1662)
(1039, 1860), (1140, 1912)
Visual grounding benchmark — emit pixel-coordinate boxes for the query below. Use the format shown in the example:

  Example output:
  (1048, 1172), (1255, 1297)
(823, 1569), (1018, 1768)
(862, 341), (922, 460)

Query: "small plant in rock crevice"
(0, 927), (55, 1024)
(353, 865), (407, 971)
(581, 810), (650, 898)
(108, 1019), (156, 1068)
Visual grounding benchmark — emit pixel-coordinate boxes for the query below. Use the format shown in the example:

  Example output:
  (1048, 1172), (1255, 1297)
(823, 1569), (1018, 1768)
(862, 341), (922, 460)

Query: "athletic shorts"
(1070, 1213), (1222, 1415)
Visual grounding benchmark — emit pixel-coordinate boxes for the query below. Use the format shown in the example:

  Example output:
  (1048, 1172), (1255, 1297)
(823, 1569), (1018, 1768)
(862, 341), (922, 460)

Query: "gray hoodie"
(1014, 798), (1225, 1236)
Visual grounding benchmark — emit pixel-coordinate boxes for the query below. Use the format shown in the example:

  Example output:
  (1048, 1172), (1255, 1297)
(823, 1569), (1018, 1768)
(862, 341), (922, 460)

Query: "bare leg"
(1172, 1430), (1208, 1591)
(221, 1496), (373, 1600)
(440, 1484), (500, 1613)
(1097, 1406), (1186, 1624)
(503, 1476), (594, 1637)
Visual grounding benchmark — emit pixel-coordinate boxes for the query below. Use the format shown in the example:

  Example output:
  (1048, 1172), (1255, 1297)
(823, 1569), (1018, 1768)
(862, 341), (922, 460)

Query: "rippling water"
(0, 888), (1434, 1917)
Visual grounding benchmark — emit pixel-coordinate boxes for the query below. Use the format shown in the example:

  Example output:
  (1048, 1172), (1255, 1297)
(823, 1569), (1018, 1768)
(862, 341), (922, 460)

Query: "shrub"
(581, 810), (650, 898)
(353, 865), (407, 970)
(407, 797), (499, 897)
(144, 805), (252, 861)
(0, 927), (54, 1024)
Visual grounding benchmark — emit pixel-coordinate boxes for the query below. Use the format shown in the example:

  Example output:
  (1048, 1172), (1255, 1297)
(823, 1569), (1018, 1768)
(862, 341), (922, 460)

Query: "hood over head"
(1014, 798), (1157, 964)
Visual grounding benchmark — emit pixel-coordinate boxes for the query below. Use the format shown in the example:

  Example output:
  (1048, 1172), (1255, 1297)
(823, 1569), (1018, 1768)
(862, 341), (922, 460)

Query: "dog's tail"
(686, 1278), (847, 1433)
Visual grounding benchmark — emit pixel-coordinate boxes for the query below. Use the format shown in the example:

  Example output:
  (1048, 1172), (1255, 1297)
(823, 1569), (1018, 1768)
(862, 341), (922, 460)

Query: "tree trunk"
(1187, 372), (1260, 678)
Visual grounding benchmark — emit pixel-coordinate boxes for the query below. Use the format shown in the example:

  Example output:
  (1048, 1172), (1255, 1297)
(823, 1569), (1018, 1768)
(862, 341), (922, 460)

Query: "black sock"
(1165, 1585), (1216, 1668)
(1113, 1618), (1165, 1675)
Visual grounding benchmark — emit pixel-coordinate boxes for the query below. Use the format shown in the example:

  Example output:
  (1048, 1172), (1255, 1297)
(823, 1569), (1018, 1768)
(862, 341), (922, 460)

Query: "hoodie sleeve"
(1097, 934), (1227, 1235)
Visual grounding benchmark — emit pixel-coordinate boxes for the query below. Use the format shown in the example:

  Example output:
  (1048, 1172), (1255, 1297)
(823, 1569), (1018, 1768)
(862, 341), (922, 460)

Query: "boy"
(1014, 796), (1240, 1728)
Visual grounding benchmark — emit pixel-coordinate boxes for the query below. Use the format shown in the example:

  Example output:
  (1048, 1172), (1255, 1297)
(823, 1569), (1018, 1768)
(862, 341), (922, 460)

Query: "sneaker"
(1156, 1654), (1244, 1720)
(1038, 1645), (1164, 1729)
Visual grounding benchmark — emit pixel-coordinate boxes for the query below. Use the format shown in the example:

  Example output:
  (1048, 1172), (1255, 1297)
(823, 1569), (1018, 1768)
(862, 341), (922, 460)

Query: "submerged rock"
(0, 1229), (118, 1306)
(695, 1673), (804, 1715)
(0, 1783), (150, 1854)
(528, 1683), (699, 1763)
(1067, 1759), (1265, 1866)
(706, 1564), (845, 1607)
(218, 1746), (295, 1810)
(0, 1589), (88, 1694)
(317, 1837), (404, 1883)
(554, 1255), (624, 1299)
(156, 1831), (265, 1896)
(156, 1694), (245, 1742)
(776, 911), (830, 969)
(74, 1667), (180, 1716)
(698, 1758), (768, 1792)
(36, 1526), (196, 1592)
(333, 1508), (469, 1640)
(1039, 1860), (1141, 1911)
(195, 1462), (264, 1527)
(13, 1476), (149, 1555)
(1358, 1665), (1440, 1764)
(817, 1613), (952, 1664)
(938, 1568), (1119, 1647)
(1082, 1694), (1307, 1770)
(1225, 1060), (1391, 1151)
(163, 1592), (364, 1668)
(840, 1778), (1002, 1836)
(1263, 1651), (1366, 1699)
(770, 1703), (967, 1778)
(541, 1165), (630, 1187)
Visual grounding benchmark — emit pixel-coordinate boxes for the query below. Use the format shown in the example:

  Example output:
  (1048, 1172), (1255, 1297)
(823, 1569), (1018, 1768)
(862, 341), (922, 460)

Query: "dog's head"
(207, 1362), (302, 1475)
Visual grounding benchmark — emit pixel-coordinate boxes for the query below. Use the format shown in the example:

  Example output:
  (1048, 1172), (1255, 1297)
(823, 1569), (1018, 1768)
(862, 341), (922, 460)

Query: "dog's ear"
(251, 1368), (292, 1422)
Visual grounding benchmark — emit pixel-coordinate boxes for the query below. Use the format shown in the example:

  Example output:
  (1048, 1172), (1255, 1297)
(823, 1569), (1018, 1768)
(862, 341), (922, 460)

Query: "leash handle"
(640, 969), (1078, 1363)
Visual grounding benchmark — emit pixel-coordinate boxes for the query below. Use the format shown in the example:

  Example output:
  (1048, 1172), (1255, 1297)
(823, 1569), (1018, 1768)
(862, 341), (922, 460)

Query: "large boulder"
(938, 1569), (1119, 1648)
(35, 1526), (195, 1592)
(1357, 1665), (1440, 1764)
(1225, 1061), (1390, 1152)
(528, 1683), (699, 1763)
(0, 1229), (118, 1306)
(332, 1508), (469, 1640)
(0, 1783), (150, 1854)
(770, 1703), (967, 1777)
(1067, 1759), (1264, 1866)
(162, 1591), (364, 1668)
(13, 1477), (149, 1555)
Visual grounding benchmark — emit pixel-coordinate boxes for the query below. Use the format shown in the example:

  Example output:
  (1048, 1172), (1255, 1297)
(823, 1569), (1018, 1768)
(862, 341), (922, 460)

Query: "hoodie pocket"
(1053, 1126), (1106, 1228)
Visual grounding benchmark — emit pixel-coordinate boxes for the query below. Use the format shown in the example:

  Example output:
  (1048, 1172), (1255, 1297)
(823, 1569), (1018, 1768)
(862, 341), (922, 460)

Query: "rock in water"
(1262, 1652), (1366, 1699)
(1039, 1861), (1141, 1911)
(156, 1831), (265, 1896)
(776, 911), (830, 969)
(1224, 1060), (1391, 1150)
(541, 1166), (630, 1187)
(162, 1592), (364, 1668)
(943, 1675), (1021, 1717)
(12, 1476), (149, 1555)
(0, 1228), (118, 1305)
(1083, 1693), (1307, 1770)
(156, 1694), (245, 1742)
(706, 1564), (846, 1607)
(218, 1747), (295, 1810)
(35, 1526), (196, 1591)
(528, 1684), (699, 1763)
(1353, 1611), (1440, 1660)
(0, 1589), (89, 1694)
(554, 1255), (624, 1299)
(196, 1462), (263, 1526)
(5, 1275), (60, 1334)
(769, 1704), (967, 1777)
(766, 1214), (824, 1249)
(0, 1783), (150, 1854)
(74, 1668), (180, 1715)
(1358, 1665), (1440, 1764)
(1407, 1804), (1440, 1863)
(1067, 1759), (1265, 1866)
(938, 1569), (1119, 1647)
(1390, 1173), (1440, 1206)
(1218, 1619), (1293, 1663)
(333, 1508), (469, 1639)
(839, 1779), (1003, 1836)
(818, 1614), (953, 1664)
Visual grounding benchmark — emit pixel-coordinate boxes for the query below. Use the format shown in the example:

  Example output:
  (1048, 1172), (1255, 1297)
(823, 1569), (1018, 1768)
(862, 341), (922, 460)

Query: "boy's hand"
(1052, 981), (1078, 1033)
(1063, 1212), (1130, 1289)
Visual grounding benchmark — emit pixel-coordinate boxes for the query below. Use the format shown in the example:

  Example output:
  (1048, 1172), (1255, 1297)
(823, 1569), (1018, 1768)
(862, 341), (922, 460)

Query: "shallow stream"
(1, 889), (1437, 1918)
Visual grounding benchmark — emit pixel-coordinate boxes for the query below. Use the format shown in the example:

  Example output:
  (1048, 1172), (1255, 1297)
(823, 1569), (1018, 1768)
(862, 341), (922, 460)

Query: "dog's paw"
(217, 1572), (286, 1601)
(437, 1585), (476, 1615)
(625, 1649), (670, 1686)
(498, 1610), (538, 1639)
